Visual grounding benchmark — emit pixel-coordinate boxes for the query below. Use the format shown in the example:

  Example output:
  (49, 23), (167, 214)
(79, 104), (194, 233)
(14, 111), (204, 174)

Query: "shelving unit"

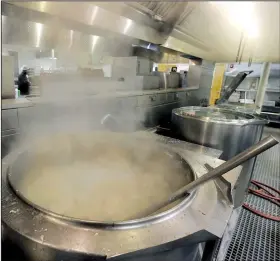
(261, 66), (280, 124)
(266, 88), (280, 93)
(236, 89), (256, 92)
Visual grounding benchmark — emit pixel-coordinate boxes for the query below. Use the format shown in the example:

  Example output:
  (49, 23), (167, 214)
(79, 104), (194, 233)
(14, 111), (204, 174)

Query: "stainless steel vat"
(1, 134), (242, 261)
(172, 106), (268, 160)
(168, 72), (181, 88)
(215, 103), (257, 115)
(157, 72), (169, 89)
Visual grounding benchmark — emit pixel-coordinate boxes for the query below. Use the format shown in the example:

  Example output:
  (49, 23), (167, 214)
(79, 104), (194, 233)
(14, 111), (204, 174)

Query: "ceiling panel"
(172, 1), (280, 62)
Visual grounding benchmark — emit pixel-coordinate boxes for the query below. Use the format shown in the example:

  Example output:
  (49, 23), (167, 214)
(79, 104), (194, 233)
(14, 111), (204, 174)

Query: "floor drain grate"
(223, 128), (280, 261)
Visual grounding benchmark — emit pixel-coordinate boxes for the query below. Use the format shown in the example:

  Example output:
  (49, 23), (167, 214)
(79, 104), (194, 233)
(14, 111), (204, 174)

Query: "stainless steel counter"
(1, 87), (198, 110)
(147, 130), (222, 159)
(1, 98), (33, 110)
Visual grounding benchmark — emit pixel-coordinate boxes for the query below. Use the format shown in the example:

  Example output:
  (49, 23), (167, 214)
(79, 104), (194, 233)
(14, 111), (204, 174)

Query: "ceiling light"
(210, 1), (259, 38)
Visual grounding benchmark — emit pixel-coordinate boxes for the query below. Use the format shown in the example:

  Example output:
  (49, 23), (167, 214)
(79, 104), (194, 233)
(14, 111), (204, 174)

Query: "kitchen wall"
(265, 77), (280, 102)
(189, 60), (216, 105)
(17, 50), (36, 72)
(267, 77), (280, 89)
(153, 63), (190, 72)
(2, 45), (129, 77)
(2, 47), (58, 75)
(2, 55), (15, 98)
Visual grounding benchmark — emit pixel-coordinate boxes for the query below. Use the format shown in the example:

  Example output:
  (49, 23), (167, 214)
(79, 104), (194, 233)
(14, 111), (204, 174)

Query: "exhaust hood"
(5, 1), (279, 62)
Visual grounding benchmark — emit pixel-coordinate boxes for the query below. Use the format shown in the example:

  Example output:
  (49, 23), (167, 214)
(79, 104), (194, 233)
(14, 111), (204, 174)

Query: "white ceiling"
(95, 1), (280, 62)
(166, 1), (280, 62)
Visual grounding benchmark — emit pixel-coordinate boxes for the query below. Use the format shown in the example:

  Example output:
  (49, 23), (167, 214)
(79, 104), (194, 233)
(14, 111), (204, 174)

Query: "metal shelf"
(236, 89), (257, 92)
(235, 89), (280, 93)
(267, 119), (280, 124)
(266, 88), (280, 93)
(226, 75), (260, 78)
(260, 111), (280, 116)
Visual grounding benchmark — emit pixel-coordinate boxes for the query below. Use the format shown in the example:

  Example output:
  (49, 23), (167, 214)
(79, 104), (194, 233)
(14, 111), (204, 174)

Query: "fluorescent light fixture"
(91, 6), (99, 24)
(39, 1), (47, 12)
(69, 30), (74, 48)
(210, 1), (259, 38)
(51, 49), (57, 59)
(123, 19), (132, 34)
(35, 22), (43, 48)
(91, 35), (99, 52)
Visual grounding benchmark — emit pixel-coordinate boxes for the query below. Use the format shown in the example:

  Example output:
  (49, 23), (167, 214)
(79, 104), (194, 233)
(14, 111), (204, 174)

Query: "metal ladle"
(136, 135), (279, 218)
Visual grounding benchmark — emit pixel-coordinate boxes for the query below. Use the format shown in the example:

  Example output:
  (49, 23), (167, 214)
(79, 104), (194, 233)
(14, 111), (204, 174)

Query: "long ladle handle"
(136, 135), (278, 218)
(169, 135), (278, 203)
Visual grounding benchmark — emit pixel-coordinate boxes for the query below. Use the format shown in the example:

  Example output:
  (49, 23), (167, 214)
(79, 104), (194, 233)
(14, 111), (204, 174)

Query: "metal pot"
(172, 106), (268, 160)
(215, 103), (257, 115)
(2, 133), (243, 261)
(155, 72), (169, 89)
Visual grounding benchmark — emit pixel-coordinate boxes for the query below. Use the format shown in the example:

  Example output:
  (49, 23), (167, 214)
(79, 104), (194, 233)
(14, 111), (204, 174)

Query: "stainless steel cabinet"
(166, 92), (177, 103)
(2, 109), (18, 131)
(1, 128), (19, 158)
(176, 92), (188, 106)
(137, 94), (162, 107)
(119, 96), (138, 109)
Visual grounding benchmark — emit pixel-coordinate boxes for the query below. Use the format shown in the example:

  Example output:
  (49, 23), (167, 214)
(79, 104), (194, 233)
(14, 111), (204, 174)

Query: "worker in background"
(153, 67), (159, 76)
(181, 71), (188, 88)
(18, 66), (31, 95)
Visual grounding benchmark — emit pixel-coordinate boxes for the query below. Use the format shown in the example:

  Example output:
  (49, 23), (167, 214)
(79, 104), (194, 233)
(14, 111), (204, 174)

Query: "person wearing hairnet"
(18, 66), (31, 95)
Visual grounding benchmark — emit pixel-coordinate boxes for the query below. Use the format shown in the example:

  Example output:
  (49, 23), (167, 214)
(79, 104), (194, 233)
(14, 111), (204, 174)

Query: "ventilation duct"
(132, 44), (164, 63)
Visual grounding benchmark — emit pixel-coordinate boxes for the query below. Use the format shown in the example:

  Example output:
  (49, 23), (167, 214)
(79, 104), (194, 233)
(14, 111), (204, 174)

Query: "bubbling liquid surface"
(18, 132), (193, 221)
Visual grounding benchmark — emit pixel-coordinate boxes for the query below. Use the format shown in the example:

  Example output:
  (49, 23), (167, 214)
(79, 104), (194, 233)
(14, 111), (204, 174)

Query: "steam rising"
(16, 132), (193, 221)
(4, 8), (191, 221)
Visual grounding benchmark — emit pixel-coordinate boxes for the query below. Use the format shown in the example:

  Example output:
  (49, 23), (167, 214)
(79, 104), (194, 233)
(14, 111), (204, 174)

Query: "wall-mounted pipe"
(255, 62), (271, 114)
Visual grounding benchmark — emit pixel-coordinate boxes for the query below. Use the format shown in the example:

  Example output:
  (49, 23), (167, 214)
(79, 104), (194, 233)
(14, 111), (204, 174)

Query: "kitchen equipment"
(2, 132), (243, 261)
(125, 75), (160, 90)
(243, 179), (280, 222)
(172, 106), (268, 160)
(112, 56), (153, 78)
(180, 71), (188, 88)
(215, 103), (257, 115)
(216, 71), (253, 105)
(2, 55), (15, 99)
(228, 92), (240, 103)
(186, 65), (202, 88)
(7, 133), (197, 222)
(168, 72), (180, 88)
(262, 100), (276, 107)
(135, 135), (279, 218)
(239, 98), (254, 104)
(156, 72), (169, 89)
